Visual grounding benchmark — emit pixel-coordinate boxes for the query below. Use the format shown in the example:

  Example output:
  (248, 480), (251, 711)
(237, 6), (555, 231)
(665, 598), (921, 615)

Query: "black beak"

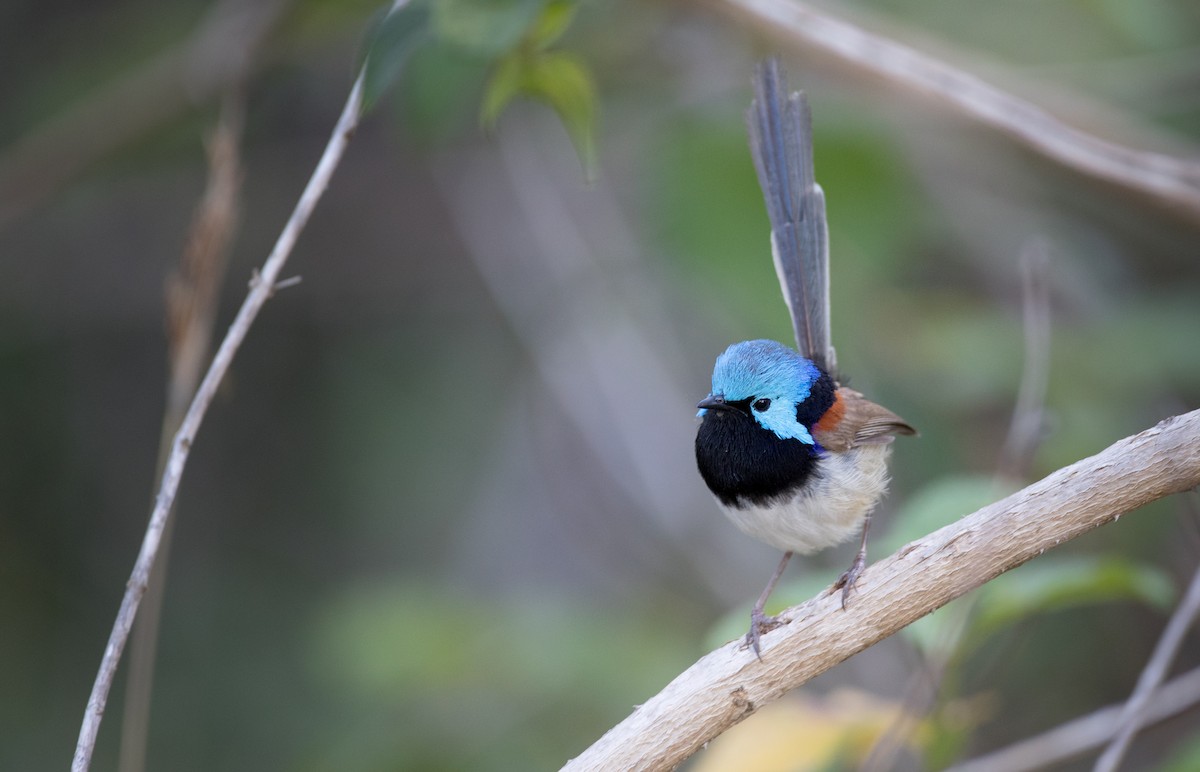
(697, 394), (728, 411)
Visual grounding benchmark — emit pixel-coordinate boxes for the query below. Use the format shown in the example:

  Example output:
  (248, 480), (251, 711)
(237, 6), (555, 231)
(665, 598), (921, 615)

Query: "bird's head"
(697, 339), (833, 445)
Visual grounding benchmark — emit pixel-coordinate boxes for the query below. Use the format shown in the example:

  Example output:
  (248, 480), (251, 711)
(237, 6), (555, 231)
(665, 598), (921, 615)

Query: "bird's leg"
(834, 512), (872, 609)
(746, 550), (793, 658)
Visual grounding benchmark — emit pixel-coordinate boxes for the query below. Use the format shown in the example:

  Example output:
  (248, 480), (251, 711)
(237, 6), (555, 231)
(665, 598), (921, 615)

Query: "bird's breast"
(721, 444), (895, 554)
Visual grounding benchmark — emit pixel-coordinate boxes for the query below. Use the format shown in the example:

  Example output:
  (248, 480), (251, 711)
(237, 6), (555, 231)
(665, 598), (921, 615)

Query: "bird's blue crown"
(700, 339), (822, 445)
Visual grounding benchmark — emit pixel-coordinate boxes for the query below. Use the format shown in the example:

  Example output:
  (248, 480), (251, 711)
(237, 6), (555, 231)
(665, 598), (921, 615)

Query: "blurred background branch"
(1096, 534), (1200, 771)
(118, 94), (245, 772)
(433, 110), (733, 606)
(996, 240), (1053, 482)
(950, 660), (1200, 772)
(712, 0), (1200, 220)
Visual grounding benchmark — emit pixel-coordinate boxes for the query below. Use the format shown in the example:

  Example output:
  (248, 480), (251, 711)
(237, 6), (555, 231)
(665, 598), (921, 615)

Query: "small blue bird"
(695, 60), (915, 657)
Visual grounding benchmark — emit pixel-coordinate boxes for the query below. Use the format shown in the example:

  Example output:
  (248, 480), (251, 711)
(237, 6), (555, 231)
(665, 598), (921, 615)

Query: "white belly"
(720, 445), (893, 554)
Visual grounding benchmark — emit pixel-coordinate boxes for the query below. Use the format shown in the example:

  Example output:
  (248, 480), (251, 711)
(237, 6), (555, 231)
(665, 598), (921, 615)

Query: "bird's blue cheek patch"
(753, 404), (815, 444)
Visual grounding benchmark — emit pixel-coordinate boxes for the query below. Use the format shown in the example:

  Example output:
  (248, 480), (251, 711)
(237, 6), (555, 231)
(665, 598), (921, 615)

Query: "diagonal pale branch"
(948, 664), (1200, 772)
(70, 52), (367, 772)
(561, 409), (1200, 772)
(1093, 558), (1200, 771)
(712, 0), (1200, 219)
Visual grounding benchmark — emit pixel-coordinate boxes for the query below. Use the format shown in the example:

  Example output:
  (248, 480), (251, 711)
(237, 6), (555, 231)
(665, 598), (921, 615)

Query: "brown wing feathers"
(813, 388), (916, 452)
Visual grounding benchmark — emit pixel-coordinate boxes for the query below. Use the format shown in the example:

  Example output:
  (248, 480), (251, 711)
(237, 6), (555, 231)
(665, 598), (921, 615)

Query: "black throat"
(694, 404), (820, 508)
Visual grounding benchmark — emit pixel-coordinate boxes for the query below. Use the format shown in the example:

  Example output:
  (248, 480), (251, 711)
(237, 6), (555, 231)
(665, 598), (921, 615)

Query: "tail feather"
(746, 58), (835, 375)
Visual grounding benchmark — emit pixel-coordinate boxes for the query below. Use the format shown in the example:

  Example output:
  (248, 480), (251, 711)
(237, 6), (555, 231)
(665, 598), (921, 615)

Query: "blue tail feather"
(745, 58), (835, 375)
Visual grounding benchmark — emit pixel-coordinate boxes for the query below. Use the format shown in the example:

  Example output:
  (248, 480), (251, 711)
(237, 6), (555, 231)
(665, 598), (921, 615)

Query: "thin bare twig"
(1093, 555), (1200, 772)
(70, 28), (376, 772)
(562, 410), (1200, 771)
(998, 240), (1052, 480)
(118, 95), (246, 772)
(713, 0), (1200, 219)
(163, 98), (247, 411)
(948, 664), (1200, 772)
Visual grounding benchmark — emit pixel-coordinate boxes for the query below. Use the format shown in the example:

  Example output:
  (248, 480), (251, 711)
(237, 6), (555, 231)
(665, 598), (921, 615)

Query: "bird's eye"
(752, 398), (771, 412)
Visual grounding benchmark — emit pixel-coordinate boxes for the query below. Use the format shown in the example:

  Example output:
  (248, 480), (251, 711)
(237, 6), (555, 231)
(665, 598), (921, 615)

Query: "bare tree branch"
(561, 409), (1200, 771)
(70, 41), (370, 772)
(1094, 555), (1200, 771)
(711, 0), (1200, 219)
(949, 663), (1200, 772)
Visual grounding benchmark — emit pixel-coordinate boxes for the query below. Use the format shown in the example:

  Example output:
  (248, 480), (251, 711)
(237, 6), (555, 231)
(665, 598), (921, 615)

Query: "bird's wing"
(814, 388), (917, 452)
(746, 57), (836, 375)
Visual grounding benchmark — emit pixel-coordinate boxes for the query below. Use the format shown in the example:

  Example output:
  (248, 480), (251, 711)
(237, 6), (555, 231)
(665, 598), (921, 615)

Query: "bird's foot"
(744, 608), (783, 659)
(833, 552), (866, 610)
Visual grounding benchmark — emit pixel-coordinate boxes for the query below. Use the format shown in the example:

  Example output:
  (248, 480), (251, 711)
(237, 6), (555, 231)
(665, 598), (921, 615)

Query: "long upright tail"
(745, 58), (836, 375)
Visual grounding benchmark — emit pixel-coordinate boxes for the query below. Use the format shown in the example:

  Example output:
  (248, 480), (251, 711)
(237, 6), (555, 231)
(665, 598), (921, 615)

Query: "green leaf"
(480, 50), (597, 178)
(360, 0), (434, 114)
(401, 41), (491, 144)
(972, 555), (1176, 639)
(520, 51), (598, 176)
(529, 0), (578, 49)
(480, 52), (525, 129)
(433, 0), (546, 56)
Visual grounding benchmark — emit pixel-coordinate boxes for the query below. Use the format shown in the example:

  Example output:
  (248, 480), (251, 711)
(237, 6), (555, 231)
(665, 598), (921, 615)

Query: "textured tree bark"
(562, 409), (1200, 772)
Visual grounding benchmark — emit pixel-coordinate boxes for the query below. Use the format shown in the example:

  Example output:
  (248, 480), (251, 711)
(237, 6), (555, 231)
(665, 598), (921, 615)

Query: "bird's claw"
(834, 553), (866, 610)
(744, 608), (782, 659)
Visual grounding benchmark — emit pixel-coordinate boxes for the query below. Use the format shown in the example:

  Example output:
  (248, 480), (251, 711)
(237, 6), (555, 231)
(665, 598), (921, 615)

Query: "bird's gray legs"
(746, 550), (793, 658)
(835, 511), (872, 609)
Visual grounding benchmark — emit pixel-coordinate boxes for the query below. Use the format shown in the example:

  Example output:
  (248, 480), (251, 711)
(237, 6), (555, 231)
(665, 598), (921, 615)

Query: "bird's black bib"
(694, 405), (820, 509)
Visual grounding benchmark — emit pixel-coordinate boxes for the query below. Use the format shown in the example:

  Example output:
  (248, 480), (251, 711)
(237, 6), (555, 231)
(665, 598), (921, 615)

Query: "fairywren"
(694, 60), (915, 657)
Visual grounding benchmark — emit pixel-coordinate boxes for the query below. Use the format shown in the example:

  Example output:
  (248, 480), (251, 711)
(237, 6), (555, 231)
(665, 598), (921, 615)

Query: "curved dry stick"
(998, 240), (1052, 481)
(714, 0), (1200, 219)
(561, 409), (1200, 771)
(70, 58), (365, 772)
(119, 96), (247, 772)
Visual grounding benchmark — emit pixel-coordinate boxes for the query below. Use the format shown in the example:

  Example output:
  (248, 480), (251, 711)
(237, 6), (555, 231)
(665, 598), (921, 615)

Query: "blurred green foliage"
(2, 0), (1200, 769)
(361, 0), (596, 172)
(305, 583), (691, 770)
(361, 1), (433, 112)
